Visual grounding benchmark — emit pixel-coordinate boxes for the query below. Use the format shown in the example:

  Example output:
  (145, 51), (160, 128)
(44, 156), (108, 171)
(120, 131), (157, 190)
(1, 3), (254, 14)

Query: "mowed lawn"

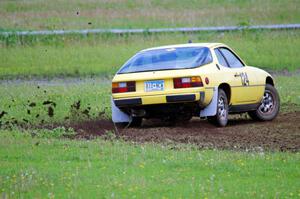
(0, 130), (299, 198)
(1, 30), (300, 79)
(0, 0), (299, 30)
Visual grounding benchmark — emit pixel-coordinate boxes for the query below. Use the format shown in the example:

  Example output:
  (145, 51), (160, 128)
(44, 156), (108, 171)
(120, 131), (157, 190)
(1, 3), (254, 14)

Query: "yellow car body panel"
(112, 43), (272, 109)
(113, 68), (207, 105)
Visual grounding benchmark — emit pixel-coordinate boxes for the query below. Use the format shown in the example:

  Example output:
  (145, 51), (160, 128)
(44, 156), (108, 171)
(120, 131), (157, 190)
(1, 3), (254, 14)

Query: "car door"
(215, 47), (257, 104)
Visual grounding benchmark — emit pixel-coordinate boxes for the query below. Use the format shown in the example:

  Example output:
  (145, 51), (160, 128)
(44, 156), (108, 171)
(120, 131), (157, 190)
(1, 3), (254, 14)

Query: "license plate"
(145, 80), (164, 92)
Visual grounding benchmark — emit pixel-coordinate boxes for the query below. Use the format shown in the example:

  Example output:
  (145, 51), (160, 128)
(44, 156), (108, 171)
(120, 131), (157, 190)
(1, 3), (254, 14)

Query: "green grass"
(0, 78), (111, 127)
(0, 75), (299, 127)
(276, 75), (300, 110)
(0, 30), (300, 79)
(0, 130), (299, 198)
(0, 0), (299, 30)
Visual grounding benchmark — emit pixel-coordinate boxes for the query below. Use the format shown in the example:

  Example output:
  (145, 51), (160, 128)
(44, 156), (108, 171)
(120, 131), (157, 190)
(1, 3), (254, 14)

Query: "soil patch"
(73, 111), (300, 152)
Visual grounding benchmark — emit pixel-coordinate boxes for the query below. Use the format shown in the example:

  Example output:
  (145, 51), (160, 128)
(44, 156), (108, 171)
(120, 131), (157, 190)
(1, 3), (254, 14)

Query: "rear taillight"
(173, 76), (203, 89)
(112, 81), (136, 93)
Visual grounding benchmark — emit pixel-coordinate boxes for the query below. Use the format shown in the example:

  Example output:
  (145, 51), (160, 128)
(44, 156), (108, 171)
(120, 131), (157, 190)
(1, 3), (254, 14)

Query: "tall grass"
(0, 30), (299, 79)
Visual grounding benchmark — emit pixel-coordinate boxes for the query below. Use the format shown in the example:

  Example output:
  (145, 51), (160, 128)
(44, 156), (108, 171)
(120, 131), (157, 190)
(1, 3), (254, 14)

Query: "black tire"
(248, 84), (280, 121)
(208, 89), (229, 127)
(129, 117), (142, 127)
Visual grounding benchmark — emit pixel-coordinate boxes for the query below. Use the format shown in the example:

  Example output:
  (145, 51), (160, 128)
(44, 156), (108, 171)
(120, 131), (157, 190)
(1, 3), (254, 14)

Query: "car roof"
(141, 43), (224, 52)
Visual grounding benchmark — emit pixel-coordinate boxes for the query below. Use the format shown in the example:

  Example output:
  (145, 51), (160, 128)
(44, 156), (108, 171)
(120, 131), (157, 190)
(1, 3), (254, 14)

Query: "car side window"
(214, 49), (229, 67)
(219, 48), (244, 68)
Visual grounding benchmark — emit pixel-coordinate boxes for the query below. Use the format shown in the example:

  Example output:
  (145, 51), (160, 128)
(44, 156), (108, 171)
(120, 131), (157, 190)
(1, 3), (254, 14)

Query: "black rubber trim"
(166, 94), (196, 102)
(114, 98), (142, 107)
(200, 91), (205, 102)
(229, 103), (260, 113)
(231, 84), (265, 88)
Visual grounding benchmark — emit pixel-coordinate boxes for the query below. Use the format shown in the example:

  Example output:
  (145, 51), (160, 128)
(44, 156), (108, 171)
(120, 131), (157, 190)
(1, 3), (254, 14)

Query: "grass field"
(0, 75), (299, 127)
(0, 0), (299, 31)
(1, 29), (300, 79)
(0, 130), (299, 198)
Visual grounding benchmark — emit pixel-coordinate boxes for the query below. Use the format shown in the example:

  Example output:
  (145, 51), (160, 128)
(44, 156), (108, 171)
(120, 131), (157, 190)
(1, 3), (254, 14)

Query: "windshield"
(118, 47), (212, 74)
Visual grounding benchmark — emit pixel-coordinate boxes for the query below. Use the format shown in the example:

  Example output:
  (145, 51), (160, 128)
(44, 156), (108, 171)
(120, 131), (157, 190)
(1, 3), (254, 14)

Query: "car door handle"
(234, 73), (240, 77)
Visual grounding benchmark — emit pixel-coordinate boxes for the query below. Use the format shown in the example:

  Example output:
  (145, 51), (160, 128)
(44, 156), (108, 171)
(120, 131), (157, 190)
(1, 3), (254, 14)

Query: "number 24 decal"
(240, 72), (249, 86)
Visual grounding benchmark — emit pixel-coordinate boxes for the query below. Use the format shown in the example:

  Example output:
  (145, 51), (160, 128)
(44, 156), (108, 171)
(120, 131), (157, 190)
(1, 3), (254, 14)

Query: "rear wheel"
(248, 84), (280, 121)
(208, 89), (229, 127)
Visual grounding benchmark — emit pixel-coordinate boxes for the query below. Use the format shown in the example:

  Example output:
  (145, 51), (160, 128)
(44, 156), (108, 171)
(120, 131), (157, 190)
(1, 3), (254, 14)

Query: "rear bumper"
(114, 92), (204, 107)
(166, 94), (195, 102)
(114, 98), (142, 107)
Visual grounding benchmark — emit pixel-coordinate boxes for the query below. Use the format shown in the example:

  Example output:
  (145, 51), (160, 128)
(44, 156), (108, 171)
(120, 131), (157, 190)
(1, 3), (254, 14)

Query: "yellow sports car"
(111, 43), (280, 127)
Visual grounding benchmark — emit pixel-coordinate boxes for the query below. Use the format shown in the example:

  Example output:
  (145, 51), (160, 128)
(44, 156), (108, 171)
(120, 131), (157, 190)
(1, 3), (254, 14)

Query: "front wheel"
(208, 89), (229, 127)
(248, 84), (280, 121)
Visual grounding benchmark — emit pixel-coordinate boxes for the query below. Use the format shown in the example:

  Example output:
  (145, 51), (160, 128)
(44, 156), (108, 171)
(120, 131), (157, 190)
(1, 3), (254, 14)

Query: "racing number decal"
(240, 72), (249, 86)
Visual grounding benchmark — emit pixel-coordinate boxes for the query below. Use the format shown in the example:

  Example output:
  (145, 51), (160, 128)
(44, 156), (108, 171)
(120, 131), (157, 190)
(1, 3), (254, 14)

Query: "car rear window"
(118, 47), (212, 74)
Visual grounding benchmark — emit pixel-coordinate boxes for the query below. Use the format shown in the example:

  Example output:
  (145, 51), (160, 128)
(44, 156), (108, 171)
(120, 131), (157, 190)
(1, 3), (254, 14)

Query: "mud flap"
(200, 87), (218, 117)
(111, 98), (130, 123)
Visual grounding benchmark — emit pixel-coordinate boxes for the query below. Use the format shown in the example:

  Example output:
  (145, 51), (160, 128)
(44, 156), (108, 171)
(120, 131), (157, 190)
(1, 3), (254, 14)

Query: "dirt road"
(73, 111), (300, 152)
